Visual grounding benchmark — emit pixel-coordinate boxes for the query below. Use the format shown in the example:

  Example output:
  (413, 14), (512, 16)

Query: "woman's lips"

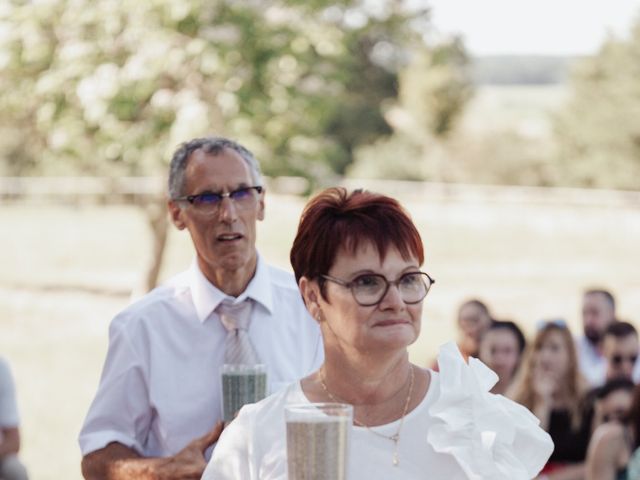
(374, 319), (410, 327)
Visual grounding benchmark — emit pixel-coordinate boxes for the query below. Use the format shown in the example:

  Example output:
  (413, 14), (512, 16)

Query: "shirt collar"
(189, 254), (274, 323)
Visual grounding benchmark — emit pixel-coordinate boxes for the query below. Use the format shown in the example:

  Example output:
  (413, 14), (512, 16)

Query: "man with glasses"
(602, 321), (639, 383)
(79, 137), (323, 480)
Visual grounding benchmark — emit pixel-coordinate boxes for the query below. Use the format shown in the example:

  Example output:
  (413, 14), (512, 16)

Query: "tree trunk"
(131, 197), (169, 298)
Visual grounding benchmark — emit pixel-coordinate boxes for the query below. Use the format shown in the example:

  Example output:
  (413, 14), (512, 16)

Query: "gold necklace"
(319, 365), (415, 467)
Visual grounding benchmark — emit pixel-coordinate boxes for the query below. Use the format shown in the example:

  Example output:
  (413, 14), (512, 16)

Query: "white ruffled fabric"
(427, 342), (554, 479)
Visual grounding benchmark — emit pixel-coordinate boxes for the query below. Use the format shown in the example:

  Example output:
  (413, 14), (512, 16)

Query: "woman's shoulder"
(425, 342), (554, 479)
(238, 381), (305, 424)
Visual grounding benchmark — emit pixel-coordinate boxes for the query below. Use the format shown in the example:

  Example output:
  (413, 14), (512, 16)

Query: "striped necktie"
(217, 299), (260, 364)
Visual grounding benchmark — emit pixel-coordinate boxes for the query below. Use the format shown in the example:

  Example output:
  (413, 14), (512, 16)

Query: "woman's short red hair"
(290, 187), (424, 285)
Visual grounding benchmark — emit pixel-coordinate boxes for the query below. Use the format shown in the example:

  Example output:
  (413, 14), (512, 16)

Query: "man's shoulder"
(263, 263), (299, 291)
(111, 272), (191, 329)
(0, 356), (11, 380)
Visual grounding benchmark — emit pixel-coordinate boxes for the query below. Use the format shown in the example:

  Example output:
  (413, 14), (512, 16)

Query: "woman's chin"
(369, 324), (418, 348)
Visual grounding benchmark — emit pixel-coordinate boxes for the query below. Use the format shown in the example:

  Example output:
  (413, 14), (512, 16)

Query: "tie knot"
(218, 300), (253, 332)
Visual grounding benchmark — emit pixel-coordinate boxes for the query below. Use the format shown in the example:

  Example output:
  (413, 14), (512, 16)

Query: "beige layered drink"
(285, 403), (352, 480)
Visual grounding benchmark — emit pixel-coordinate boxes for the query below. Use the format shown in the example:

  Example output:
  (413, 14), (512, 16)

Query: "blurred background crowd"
(446, 289), (640, 479)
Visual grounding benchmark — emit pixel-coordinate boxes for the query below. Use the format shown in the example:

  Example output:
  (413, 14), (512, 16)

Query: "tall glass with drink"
(285, 403), (352, 480)
(220, 364), (267, 423)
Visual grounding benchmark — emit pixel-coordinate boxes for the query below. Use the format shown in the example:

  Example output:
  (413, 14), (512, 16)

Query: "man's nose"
(218, 197), (238, 223)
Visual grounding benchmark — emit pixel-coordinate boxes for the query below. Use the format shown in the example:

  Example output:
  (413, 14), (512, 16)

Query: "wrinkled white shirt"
(79, 255), (323, 458)
(203, 342), (553, 480)
(0, 357), (19, 428)
(576, 335), (606, 386)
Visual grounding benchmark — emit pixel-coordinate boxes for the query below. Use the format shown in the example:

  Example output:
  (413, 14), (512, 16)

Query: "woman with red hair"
(203, 187), (553, 479)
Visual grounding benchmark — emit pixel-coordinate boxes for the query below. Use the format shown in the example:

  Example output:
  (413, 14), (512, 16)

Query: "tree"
(348, 37), (473, 181)
(0, 0), (435, 289)
(553, 18), (640, 190)
(0, 0), (429, 179)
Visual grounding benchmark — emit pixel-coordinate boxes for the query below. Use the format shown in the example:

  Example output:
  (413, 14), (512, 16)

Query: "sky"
(425, 0), (640, 56)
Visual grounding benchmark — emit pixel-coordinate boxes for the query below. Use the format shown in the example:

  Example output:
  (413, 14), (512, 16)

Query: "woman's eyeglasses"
(320, 272), (435, 307)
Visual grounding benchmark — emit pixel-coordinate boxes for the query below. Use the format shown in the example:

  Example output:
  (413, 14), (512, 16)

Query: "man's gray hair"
(168, 136), (263, 199)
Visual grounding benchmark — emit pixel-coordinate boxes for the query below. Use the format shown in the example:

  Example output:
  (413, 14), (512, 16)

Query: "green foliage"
(347, 134), (425, 181)
(348, 37), (473, 181)
(398, 38), (472, 139)
(0, 0), (437, 180)
(554, 21), (640, 190)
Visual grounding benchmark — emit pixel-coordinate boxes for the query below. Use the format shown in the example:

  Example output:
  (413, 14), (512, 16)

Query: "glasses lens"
(399, 272), (429, 303)
(229, 187), (255, 204)
(352, 274), (387, 305)
(613, 355), (637, 365)
(192, 193), (222, 207)
(189, 187), (260, 212)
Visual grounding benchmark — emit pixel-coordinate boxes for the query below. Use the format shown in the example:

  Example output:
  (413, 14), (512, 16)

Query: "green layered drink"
(221, 364), (267, 423)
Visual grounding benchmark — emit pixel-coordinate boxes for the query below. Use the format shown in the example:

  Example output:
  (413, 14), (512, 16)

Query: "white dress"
(202, 342), (554, 480)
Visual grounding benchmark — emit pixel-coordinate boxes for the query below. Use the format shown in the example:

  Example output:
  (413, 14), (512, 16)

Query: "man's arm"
(0, 427), (20, 458)
(81, 422), (223, 480)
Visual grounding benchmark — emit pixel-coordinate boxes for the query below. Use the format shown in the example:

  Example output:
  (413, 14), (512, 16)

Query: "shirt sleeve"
(78, 314), (152, 456)
(0, 358), (19, 428)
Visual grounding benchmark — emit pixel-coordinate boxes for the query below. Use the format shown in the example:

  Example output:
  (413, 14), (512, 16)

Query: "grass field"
(1, 186), (640, 479)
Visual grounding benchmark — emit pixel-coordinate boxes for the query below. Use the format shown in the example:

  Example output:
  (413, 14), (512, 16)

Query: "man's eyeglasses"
(612, 354), (638, 366)
(320, 272), (435, 307)
(173, 186), (263, 213)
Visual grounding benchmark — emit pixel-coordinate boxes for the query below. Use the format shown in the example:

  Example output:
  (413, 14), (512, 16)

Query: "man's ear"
(167, 200), (186, 230)
(257, 188), (265, 221)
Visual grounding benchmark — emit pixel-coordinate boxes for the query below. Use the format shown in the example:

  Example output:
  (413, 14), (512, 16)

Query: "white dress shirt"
(0, 357), (19, 428)
(78, 255), (323, 458)
(576, 335), (607, 386)
(202, 343), (553, 480)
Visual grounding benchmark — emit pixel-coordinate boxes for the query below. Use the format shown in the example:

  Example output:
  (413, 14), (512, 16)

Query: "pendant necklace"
(319, 365), (415, 467)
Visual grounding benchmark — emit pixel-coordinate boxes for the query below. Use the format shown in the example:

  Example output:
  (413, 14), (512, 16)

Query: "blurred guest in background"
(591, 378), (635, 429)
(0, 357), (28, 480)
(455, 298), (493, 361)
(428, 298), (492, 371)
(602, 322), (640, 383)
(586, 383), (640, 480)
(510, 321), (591, 480)
(478, 319), (527, 395)
(576, 289), (617, 386)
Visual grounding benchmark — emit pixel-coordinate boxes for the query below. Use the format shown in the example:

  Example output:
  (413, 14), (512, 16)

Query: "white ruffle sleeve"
(427, 342), (554, 480)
